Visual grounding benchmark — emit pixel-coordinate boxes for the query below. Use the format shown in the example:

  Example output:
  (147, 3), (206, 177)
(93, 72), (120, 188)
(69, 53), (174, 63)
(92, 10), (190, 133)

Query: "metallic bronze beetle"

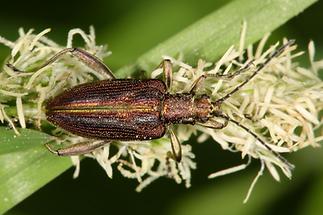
(8, 41), (294, 166)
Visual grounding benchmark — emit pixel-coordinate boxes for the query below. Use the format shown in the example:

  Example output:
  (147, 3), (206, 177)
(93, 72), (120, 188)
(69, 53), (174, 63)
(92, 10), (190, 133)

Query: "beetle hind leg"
(45, 140), (111, 156)
(7, 47), (115, 79)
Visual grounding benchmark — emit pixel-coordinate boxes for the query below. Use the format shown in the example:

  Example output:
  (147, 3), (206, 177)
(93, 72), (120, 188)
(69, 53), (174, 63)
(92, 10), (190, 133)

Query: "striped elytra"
(46, 79), (212, 141)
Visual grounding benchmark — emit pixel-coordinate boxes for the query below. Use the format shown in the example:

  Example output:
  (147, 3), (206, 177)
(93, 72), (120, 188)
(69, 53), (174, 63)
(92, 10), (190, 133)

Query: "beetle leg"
(187, 74), (207, 94)
(45, 140), (111, 156)
(6, 48), (115, 79)
(157, 59), (173, 91)
(196, 118), (228, 129)
(188, 60), (254, 94)
(211, 59), (254, 79)
(165, 154), (172, 176)
(167, 127), (182, 162)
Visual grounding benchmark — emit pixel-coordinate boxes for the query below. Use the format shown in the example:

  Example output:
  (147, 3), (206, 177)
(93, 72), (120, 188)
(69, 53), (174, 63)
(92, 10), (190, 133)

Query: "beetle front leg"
(187, 60), (254, 94)
(157, 59), (173, 91)
(45, 140), (111, 156)
(7, 48), (115, 79)
(197, 118), (228, 129)
(213, 60), (254, 79)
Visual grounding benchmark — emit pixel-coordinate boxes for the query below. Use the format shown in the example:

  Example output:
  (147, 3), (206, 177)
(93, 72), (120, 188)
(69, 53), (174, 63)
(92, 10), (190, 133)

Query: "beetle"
(7, 40), (294, 166)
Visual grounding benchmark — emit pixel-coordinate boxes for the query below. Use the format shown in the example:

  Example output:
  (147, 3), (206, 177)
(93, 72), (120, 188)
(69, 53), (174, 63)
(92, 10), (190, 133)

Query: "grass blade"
(116, 0), (317, 77)
(0, 128), (72, 214)
(0, 127), (49, 155)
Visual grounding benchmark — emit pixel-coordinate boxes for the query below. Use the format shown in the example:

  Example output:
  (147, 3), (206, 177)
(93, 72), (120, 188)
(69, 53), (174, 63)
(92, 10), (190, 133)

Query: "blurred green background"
(0, 0), (322, 214)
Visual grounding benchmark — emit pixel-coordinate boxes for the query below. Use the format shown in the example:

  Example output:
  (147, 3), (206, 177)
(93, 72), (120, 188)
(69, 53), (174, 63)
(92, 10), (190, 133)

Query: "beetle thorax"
(162, 94), (212, 124)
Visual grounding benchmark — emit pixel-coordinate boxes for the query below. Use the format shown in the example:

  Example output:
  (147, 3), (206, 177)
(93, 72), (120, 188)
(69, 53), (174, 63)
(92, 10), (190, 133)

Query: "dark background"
(1, 0), (322, 214)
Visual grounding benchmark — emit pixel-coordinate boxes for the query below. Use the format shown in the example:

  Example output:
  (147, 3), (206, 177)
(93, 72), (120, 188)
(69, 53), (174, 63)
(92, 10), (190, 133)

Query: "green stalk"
(116, 0), (317, 77)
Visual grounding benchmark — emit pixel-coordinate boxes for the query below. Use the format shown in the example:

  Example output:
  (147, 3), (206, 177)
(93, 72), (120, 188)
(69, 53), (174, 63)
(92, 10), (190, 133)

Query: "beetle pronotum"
(7, 40), (295, 168)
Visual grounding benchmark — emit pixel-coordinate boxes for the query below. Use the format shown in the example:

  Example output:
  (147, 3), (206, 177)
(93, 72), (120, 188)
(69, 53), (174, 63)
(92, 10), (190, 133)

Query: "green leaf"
(116, 0), (317, 77)
(0, 0), (317, 213)
(0, 128), (72, 214)
(101, 0), (229, 69)
(0, 127), (49, 155)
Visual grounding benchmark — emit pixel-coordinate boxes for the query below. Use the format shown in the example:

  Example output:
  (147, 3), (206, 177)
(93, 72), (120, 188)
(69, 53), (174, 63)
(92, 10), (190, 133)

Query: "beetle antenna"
(214, 111), (294, 170)
(215, 39), (295, 104)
